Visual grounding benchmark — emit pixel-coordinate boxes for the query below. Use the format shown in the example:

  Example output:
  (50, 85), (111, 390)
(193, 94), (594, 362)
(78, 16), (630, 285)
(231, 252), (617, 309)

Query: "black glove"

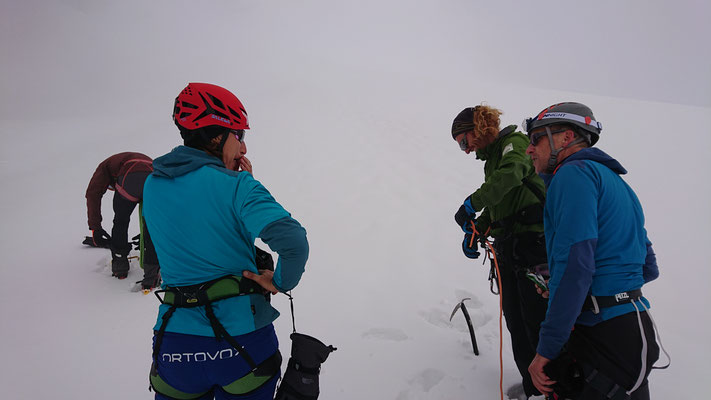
(454, 198), (477, 233)
(255, 246), (274, 271)
(91, 228), (111, 248)
(131, 234), (141, 250)
(83, 236), (109, 248)
(275, 333), (336, 400)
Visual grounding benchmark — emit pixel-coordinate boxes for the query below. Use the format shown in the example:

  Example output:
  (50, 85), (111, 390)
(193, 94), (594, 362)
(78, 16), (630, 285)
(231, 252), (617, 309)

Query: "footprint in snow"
(394, 368), (446, 399)
(412, 368), (445, 392)
(418, 308), (454, 329)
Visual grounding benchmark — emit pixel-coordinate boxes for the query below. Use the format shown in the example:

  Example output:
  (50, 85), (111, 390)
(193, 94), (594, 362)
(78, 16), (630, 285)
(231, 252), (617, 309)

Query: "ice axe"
(449, 298), (479, 355)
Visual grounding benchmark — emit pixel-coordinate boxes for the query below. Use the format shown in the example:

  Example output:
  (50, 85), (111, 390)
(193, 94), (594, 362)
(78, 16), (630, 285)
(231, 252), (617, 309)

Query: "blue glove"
(463, 197), (476, 215)
(454, 197), (477, 233)
(462, 232), (481, 259)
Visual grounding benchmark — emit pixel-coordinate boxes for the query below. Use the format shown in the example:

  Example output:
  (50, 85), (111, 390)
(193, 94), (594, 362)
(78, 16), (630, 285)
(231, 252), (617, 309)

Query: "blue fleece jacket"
(537, 148), (659, 359)
(143, 146), (309, 337)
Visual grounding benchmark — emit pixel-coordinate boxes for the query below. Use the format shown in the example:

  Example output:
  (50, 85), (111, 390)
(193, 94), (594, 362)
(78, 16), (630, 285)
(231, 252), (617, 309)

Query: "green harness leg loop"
(150, 352), (280, 399)
(149, 370), (210, 400)
(222, 370), (274, 395)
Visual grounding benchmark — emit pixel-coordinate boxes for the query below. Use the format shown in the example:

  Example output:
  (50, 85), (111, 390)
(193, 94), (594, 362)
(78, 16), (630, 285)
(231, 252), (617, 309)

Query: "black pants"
(493, 233), (548, 396)
(499, 260), (549, 396)
(111, 172), (158, 265)
(111, 191), (137, 254)
(568, 311), (660, 400)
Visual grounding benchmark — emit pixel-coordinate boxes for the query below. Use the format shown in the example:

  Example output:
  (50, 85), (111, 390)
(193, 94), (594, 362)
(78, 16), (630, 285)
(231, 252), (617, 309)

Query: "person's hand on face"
(237, 156), (252, 174)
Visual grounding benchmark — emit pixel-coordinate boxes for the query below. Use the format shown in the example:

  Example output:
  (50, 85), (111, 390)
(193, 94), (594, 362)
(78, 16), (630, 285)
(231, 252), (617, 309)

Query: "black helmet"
(522, 102), (602, 146)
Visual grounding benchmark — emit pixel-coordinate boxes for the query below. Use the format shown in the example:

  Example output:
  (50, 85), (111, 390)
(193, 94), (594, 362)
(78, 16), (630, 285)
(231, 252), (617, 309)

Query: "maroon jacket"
(86, 152), (153, 230)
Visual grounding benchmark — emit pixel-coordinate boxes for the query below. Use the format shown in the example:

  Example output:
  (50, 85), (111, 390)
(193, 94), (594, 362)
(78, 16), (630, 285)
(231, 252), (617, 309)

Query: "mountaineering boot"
(141, 264), (161, 291)
(111, 251), (130, 279)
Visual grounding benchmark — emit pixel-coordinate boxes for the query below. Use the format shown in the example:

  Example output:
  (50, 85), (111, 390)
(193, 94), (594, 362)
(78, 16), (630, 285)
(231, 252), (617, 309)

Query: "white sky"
(1, 0), (710, 124)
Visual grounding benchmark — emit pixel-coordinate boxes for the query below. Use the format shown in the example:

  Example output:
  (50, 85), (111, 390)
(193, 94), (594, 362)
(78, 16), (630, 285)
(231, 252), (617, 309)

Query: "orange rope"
(469, 222), (503, 399)
(484, 239), (504, 400)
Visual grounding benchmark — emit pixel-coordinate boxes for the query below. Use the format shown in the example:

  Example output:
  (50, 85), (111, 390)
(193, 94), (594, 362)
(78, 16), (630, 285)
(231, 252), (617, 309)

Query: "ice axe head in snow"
(449, 297), (471, 322)
(449, 298), (479, 355)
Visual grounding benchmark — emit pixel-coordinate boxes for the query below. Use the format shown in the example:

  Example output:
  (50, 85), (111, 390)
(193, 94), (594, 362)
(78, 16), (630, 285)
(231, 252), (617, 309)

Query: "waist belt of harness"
(582, 289), (643, 314)
(489, 202), (544, 231)
(152, 275), (266, 372)
(154, 275), (263, 307)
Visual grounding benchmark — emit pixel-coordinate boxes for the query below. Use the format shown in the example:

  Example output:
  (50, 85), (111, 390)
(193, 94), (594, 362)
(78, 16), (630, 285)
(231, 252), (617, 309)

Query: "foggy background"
(1, 1), (709, 399)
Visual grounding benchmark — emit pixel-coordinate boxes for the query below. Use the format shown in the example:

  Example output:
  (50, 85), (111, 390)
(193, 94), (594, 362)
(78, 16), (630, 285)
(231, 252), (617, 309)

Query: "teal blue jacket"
(537, 148), (658, 359)
(143, 146), (308, 336)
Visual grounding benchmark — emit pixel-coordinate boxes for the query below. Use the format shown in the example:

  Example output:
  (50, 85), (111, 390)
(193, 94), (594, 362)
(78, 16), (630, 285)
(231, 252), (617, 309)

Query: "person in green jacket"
(452, 104), (549, 399)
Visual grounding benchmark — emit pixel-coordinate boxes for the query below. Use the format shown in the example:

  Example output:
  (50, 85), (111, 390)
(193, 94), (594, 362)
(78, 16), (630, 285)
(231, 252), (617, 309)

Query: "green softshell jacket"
(469, 125), (545, 238)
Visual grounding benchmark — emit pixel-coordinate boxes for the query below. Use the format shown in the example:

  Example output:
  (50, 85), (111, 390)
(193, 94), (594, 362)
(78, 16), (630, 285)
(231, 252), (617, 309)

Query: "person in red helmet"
(84, 152), (161, 290)
(143, 83), (309, 400)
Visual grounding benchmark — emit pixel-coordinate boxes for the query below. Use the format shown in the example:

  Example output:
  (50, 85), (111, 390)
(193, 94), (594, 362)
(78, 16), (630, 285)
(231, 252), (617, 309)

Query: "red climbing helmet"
(173, 83), (249, 131)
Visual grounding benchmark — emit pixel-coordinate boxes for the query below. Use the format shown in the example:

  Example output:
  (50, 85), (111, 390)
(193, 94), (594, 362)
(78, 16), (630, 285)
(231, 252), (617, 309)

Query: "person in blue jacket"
(523, 102), (662, 400)
(143, 82), (309, 400)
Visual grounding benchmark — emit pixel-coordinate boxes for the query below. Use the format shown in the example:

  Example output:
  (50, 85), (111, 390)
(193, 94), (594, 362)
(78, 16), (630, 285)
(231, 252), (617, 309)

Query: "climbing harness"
(581, 291), (671, 397)
(149, 275), (279, 398)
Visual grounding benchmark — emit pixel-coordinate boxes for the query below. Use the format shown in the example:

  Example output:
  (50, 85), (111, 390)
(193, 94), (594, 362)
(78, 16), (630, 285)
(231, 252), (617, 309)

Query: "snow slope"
(1, 1), (710, 399)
